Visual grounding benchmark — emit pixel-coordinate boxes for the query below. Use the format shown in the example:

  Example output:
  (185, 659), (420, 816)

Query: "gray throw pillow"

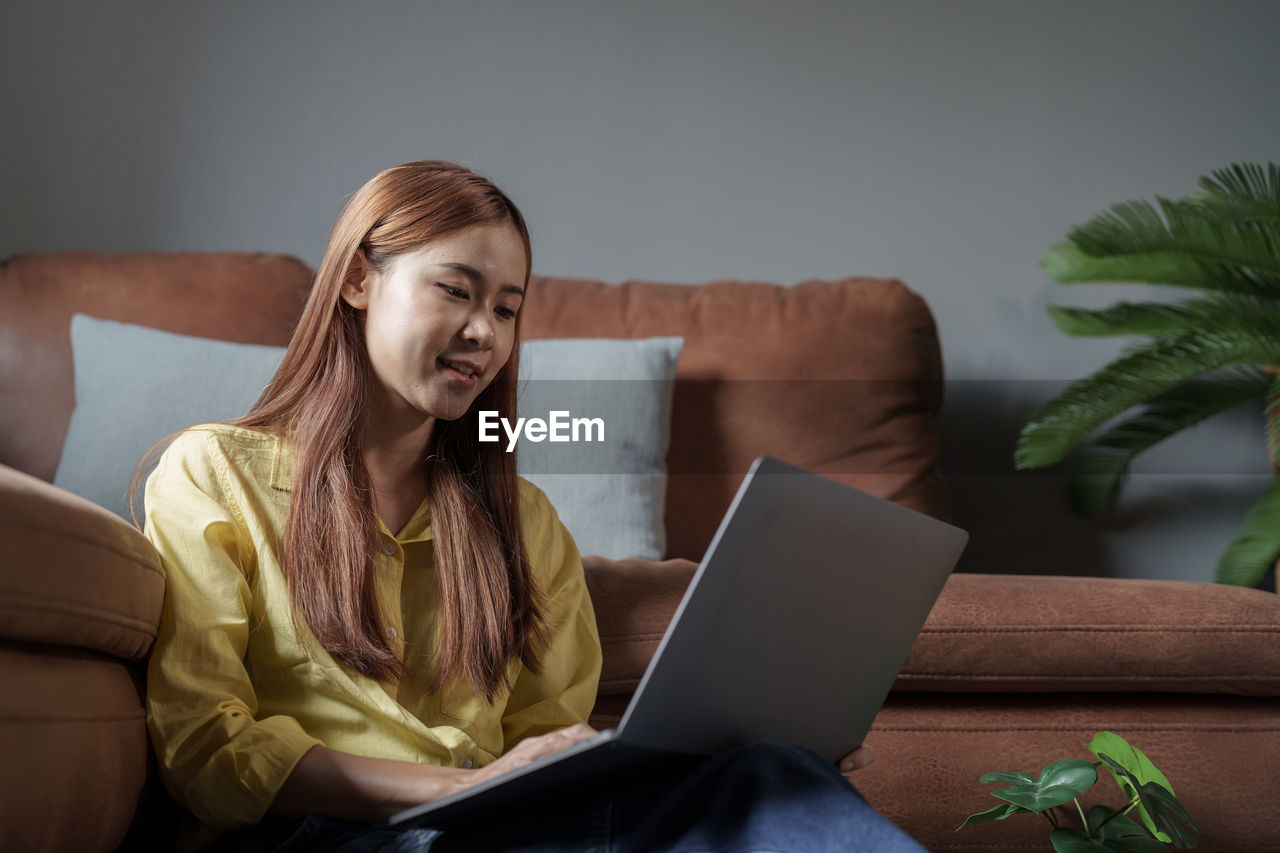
(513, 336), (683, 560)
(53, 314), (682, 560)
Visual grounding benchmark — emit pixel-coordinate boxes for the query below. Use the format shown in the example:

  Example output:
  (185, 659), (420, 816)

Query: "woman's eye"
(496, 306), (517, 320)
(436, 283), (468, 299)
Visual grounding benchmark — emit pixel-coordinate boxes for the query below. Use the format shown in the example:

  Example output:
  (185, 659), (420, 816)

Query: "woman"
(141, 160), (924, 851)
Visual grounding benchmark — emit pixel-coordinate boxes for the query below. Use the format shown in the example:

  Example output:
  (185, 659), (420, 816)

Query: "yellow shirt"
(143, 424), (602, 836)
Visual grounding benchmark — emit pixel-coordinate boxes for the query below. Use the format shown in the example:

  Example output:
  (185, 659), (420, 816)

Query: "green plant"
(1014, 162), (1280, 588)
(957, 731), (1198, 851)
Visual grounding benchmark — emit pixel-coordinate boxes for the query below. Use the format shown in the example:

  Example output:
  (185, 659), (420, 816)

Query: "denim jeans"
(209, 741), (925, 852)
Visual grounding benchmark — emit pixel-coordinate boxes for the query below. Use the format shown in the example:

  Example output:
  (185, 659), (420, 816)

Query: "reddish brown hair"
(141, 161), (549, 700)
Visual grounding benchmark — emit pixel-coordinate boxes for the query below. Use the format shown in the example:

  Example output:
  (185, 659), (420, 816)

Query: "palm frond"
(1216, 474), (1280, 587)
(1047, 300), (1203, 337)
(1265, 371), (1280, 468)
(1047, 293), (1280, 337)
(1041, 241), (1280, 294)
(1063, 370), (1271, 515)
(1074, 196), (1280, 270)
(1016, 329), (1280, 469)
(1193, 162), (1280, 225)
(1041, 192), (1280, 293)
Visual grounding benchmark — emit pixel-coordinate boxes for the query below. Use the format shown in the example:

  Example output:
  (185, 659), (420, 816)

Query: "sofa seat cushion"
(0, 464), (163, 660)
(585, 561), (1280, 715)
(898, 573), (1280, 695)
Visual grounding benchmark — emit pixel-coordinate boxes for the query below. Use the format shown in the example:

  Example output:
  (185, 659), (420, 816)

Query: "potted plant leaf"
(958, 731), (1198, 851)
(1015, 162), (1280, 588)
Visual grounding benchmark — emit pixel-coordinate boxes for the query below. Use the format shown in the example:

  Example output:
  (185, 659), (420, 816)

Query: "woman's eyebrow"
(438, 261), (525, 297)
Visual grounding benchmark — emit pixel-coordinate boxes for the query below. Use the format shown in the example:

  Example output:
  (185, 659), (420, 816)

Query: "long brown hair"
(142, 161), (549, 701)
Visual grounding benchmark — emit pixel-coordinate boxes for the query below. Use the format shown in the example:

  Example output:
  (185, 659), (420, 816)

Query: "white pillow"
(54, 314), (682, 560)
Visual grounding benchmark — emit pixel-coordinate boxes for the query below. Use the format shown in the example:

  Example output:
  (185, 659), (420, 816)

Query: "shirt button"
(386, 625), (398, 640)
(382, 539), (396, 556)
(461, 758), (474, 769)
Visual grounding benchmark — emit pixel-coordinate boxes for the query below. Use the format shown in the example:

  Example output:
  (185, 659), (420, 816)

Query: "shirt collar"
(269, 433), (293, 491)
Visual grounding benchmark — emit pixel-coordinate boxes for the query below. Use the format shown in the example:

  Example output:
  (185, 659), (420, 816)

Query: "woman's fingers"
(492, 724), (599, 772)
(559, 722), (598, 741)
(839, 744), (876, 779)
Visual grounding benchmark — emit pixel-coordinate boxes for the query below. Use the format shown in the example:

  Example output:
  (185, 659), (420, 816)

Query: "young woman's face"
(342, 222), (527, 425)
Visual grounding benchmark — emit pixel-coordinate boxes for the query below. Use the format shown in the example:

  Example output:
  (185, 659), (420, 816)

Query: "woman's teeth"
(441, 359), (475, 377)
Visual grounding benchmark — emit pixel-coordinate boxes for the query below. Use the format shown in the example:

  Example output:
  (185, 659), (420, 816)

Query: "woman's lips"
(438, 358), (478, 388)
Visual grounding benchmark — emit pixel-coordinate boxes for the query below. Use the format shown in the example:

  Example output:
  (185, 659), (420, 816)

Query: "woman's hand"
(470, 723), (600, 787)
(272, 745), (472, 821)
(838, 744), (876, 783)
(272, 726), (601, 821)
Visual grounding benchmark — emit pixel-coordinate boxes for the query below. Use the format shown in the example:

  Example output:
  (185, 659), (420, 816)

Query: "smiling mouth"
(438, 358), (478, 378)
(438, 358), (481, 387)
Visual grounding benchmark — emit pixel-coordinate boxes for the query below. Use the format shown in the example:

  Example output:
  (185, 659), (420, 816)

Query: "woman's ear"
(339, 249), (373, 310)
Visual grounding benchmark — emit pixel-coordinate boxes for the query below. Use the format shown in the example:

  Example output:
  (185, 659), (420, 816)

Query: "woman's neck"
(359, 407), (436, 535)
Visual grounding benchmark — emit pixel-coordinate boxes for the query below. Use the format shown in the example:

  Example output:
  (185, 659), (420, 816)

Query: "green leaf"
(1216, 473), (1280, 587)
(1088, 734), (1172, 796)
(1040, 164), (1280, 296)
(1194, 163), (1280, 226)
(1060, 370), (1270, 516)
(1265, 371), (1280, 468)
(987, 759), (1097, 814)
(1014, 327), (1280, 469)
(979, 770), (1035, 785)
(956, 801), (1032, 830)
(1052, 828), (1113, 853)
(1046, 294), (1280, 339)
(1051, 826), (1171, 853)
(1042, 194), (1280, 292)
(1094, 750), (1198, 847)
(1046, 301), (1203, 338)
(1087, 806), (1172, 852)
(1040, 241), (1247, 293)
(1137, 781), (1199, 849)
(1088, 733), (1175, 842)
(1040, 240), (1280, 295)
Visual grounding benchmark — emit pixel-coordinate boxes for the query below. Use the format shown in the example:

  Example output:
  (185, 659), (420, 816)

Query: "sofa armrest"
(0, 464), (163, 660)
(0, 466), (168, 852)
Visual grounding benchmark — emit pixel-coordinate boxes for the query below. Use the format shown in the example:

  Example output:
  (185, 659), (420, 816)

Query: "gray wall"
(5, 0), (1277, 582)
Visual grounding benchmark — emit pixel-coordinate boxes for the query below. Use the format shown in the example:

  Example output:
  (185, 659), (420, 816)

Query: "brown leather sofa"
(2, 252), (1277, 852)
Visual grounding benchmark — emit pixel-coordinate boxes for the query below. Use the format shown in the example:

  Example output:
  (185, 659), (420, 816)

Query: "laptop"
(390, 455), (969, 828)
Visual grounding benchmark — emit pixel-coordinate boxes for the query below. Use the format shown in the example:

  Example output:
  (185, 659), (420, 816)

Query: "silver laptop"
(390, 455), (969, 828)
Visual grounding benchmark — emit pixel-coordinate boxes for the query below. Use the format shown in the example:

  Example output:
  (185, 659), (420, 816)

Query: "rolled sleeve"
(143, 430), (322, 829)
(500, 485), (603, 748)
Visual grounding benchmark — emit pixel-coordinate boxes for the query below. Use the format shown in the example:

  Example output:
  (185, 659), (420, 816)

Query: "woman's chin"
(423, 397), (479, 424)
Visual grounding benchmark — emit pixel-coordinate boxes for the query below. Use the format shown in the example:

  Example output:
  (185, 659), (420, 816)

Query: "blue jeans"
(211, 742), (925, 852)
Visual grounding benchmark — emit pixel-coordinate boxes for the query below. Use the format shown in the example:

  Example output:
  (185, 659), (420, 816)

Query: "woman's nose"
(463, 311), (495, 347)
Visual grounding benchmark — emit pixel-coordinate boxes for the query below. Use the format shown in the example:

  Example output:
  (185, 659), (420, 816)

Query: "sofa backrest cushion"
(0, 252), (314, 483)
(1, 253), (948, 560)
(520, 276), (950, 559)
